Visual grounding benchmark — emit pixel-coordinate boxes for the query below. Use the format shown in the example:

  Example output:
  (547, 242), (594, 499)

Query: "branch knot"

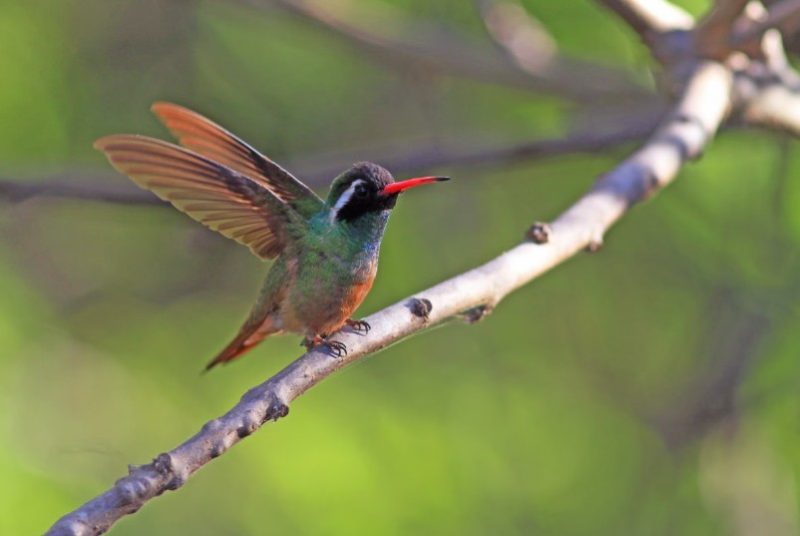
(527, 222), (552, 244)
(409, 297), (433, 320)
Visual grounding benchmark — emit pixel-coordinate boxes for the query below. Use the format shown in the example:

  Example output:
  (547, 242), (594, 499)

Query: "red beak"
(380, 176), (450, 196)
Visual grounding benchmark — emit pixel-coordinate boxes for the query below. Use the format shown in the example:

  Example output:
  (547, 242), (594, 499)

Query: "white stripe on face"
(330, 179), (365, 222)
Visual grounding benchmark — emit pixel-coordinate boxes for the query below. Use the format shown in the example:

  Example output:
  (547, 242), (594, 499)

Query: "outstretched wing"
(151, 102), (324, 218)
(94, 135), (302, 260)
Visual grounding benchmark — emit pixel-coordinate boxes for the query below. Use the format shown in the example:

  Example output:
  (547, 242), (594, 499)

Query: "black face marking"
(330, 162), (399, 223)
(336, 180), (397, 222)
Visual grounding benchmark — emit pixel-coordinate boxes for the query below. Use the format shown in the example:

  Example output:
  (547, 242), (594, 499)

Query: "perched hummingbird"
(94, 103), (448, 370)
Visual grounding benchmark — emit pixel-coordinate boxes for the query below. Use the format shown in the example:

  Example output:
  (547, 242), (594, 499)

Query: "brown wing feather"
(94, 134), (292, 259)
(150, 102), (323, 217)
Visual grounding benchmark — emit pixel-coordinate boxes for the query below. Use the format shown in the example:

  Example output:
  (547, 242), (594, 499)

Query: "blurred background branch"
(0, 116), (659, 206)
(476, 0), (558, 73)
(257, 0), (650, 100)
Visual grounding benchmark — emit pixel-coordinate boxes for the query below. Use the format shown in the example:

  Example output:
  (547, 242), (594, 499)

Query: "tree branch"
(45, 60), (732, 536)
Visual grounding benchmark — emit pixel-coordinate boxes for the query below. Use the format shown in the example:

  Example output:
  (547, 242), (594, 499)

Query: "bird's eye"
(355, 183), (368, 197)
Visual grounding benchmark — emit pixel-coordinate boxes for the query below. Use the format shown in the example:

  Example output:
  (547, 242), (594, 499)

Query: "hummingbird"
(94, 103), (448, 370)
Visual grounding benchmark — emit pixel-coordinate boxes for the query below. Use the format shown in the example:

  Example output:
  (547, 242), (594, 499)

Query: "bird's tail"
(205, 316), (279, 372)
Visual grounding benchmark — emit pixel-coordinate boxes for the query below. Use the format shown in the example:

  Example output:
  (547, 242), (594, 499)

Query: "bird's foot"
(326, 340), (348, 357)
(345, 318), (371, 334)
(303, 335), (348, 358)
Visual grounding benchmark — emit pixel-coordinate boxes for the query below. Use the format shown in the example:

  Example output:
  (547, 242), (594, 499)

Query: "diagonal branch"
(45, 60), (732, 536)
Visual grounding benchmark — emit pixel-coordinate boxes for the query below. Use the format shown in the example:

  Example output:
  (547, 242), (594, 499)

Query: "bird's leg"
(345, 318), (371, 334)
(303, 334), (348, 358)
(302, 334), (326, 350)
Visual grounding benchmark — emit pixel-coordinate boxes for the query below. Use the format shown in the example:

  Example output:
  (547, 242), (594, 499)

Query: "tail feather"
(205, 317), (278, 371)
(204, 335), (256, 371)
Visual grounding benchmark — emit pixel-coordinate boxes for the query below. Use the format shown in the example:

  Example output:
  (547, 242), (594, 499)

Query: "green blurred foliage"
(1, 1), (800, 534)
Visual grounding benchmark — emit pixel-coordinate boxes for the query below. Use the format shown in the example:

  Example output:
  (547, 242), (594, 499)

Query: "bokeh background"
(2, 0), (800, 534)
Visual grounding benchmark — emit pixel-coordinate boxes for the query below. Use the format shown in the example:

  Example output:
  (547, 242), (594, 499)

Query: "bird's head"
(327, 162), (449, 223)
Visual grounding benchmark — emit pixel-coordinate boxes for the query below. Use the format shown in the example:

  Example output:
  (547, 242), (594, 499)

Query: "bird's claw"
(346, 319), (371, 334)
(302, 335), (348, 358)
(326, 340), (348, 357)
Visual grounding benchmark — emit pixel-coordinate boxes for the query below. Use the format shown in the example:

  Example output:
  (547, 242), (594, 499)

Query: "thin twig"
(653, 289), (771, 449)
(0, 177), (161, 206)
(45, 60), (732, 536)
(299, 116), (661, 179)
